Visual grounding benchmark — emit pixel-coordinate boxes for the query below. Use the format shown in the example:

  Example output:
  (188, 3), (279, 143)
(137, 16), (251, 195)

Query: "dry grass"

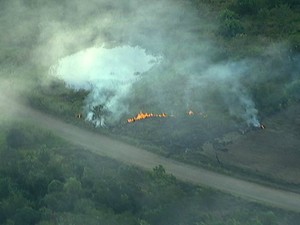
(215, 103), (300, 185)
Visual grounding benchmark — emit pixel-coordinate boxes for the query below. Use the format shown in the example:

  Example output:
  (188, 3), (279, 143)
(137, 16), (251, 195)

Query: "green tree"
(0, 193), (29, 223)
(43, 192), (72, 212)
(47, 180), (63, 193)
(63, 177), (82, 196)
(219, 9), (244, 37)
(152, 165), (166, 178)
(13, 207), (40, 225)
(289, 34), (300, 53)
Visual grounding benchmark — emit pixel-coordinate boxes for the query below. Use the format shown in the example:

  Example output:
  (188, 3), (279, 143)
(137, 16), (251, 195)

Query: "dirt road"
(8, 101), (300, 213)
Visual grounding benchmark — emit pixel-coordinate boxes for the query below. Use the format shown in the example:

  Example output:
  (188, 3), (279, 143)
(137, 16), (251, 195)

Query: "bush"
(289, 34), (300, 53)
(220, 9), (239, 20)
(47, 180), (63, 193)
(43, 192), (72, 212)
(63, 177), (82, 196)
(13, 207), (40, 225)
(219, 9), (244, 38)
(6, 128), (26, 149)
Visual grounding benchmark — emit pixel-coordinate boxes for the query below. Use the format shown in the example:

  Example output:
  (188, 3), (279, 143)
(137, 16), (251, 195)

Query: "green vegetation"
(27, 79), (88, 123)
(0, 123), (299, 225)
(14, 0), (300, 193)
(218, 9), (244, 38)
(193, 0), (300, 58)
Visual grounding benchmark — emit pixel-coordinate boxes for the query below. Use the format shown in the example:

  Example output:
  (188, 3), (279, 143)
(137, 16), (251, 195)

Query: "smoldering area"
(1, 0), (299, 135)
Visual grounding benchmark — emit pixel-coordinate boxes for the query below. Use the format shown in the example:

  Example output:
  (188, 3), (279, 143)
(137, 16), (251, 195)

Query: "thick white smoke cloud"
(44, 0), (262, 127)
(50, 45), (161, 126)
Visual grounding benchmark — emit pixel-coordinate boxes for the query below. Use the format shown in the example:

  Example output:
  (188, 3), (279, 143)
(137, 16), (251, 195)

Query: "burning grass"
(127, 111), (168, 123)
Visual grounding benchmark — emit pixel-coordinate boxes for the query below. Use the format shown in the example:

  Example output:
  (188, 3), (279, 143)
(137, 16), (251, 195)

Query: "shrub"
(47, 180), (64, 193)
(6, 128), (27, 149)
(219, 9), (244, 38)
(13, 207), (40, 225)
(289, 34), (300, 53)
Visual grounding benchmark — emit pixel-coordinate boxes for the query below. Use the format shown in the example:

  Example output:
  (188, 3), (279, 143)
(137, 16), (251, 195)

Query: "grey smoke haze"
(187, 61), (260, 126)
(1, 0), (299, 127)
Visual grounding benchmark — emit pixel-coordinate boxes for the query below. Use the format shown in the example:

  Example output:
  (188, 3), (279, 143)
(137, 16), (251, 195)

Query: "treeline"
(0, 123), (298, 225)
(192, 0), (300, 52)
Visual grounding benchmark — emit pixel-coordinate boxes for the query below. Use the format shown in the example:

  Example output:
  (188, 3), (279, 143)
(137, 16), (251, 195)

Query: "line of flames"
(77, 110), (265, 129)
(127, 111), (168, 123)
(127, 110), (209, 123)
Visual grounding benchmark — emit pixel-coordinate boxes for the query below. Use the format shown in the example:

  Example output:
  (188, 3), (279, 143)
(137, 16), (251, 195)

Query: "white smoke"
(1, 0), (299, 132)
(40, 0), (264, 128)
(50, 45), (162, 127)
(215, 62), (260, 127)
(50, 45), (261, 128)
(225, 86), (260, 127)
(186, 62), (260, 127)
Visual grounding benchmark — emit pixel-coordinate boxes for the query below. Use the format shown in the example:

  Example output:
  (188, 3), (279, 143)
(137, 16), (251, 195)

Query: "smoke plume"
(44, 0), (260, 127)
(203, 62), (260, 127)
(50, 45), (161, 126)
(1, 0), (298, 128)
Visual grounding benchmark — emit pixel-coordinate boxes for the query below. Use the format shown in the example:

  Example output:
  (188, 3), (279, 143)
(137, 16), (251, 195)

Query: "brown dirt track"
(5, 99), (299, 213)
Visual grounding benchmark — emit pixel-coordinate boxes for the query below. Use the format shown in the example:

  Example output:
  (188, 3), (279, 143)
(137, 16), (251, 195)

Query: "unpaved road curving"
(7, 100), (300, 213)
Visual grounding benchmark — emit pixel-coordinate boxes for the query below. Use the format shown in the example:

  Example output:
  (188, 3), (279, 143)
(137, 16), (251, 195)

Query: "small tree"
(90, 104), (110, 127)
(47, 180), (63, 193)
(219, 9), (244, 37)
(63, 177), (82, 196)
(152, 165), (166, 178)
(13, 207), (40, 225)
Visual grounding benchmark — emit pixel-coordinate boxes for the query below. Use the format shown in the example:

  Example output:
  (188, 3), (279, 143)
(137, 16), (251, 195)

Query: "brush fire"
(127, 111), (168, 123)
(126, 110), (266, 134)
(187, 110), (194, 116)
(127, 110), (209, 123)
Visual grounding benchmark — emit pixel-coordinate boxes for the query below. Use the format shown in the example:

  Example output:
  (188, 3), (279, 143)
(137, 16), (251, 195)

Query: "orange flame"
(127, 111), (167, 123)
(188, 110), (194, 116)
